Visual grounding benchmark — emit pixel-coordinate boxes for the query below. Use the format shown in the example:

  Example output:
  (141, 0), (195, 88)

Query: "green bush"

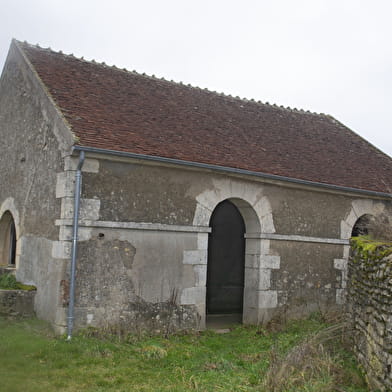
(0, 273), (36, 290)
(0, 273), (19, 289)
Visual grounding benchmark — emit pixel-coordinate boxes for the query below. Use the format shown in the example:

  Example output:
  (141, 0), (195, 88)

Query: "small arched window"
(351, 214), (375, 237)
(0, 211), (17, 266)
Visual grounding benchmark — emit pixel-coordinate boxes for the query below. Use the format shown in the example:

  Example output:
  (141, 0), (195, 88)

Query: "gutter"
(72, 145), (392, 200)
(67, 150), (85, 340)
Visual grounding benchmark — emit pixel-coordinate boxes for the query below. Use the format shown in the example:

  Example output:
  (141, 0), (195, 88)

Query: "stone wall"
(0, 290), (36, 317)
(0, 39), (75, 332)
(58, 154), (391, 333)
(348, 237), (392, 391)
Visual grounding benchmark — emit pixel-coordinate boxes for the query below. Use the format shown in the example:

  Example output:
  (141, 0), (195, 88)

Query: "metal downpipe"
(67, 151), (85, 340)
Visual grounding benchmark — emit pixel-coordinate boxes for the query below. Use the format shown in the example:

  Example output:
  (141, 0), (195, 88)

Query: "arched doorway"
(206, 200), (245, 324)
(0, 211), (17, 266)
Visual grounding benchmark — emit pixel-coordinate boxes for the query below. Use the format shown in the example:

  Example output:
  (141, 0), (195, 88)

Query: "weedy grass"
(0, 314), (369, 392)
(0, 273), (36, 290)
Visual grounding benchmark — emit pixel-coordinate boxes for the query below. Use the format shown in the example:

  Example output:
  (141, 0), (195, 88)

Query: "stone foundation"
(0, 289), (36, 317)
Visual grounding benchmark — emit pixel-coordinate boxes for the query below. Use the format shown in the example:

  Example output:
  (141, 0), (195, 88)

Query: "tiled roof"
(18, 41), (392, 194)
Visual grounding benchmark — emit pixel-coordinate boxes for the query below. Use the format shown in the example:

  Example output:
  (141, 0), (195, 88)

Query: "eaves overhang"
(72, 145), (392, 200)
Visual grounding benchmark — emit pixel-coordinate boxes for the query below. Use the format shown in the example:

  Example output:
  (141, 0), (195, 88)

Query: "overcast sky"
(1, 0), (391, 157)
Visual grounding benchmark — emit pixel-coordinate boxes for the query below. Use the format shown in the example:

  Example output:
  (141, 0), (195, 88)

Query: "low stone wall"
(0, 289), (36, 317)
(348, 237), (392, 391)
(0, 266), (14, 275)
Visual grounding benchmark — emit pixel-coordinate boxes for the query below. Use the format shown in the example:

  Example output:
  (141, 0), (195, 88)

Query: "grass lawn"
(0, 314), (368, 392)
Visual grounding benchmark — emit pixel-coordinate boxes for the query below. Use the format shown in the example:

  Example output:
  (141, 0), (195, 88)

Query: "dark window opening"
(9, 220), (16, 266)
(0, 211), (17, 267)
(351, 214), (374, 237)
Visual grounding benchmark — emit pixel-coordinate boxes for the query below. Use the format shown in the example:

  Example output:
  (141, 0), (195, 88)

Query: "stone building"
(0, 39), (391, 334)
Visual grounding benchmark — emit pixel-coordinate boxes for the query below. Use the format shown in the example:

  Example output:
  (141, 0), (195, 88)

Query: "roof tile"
(18, 41), (392, 194)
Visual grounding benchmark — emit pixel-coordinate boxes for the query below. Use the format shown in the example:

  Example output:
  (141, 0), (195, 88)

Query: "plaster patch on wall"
(180, 286), (206, 305)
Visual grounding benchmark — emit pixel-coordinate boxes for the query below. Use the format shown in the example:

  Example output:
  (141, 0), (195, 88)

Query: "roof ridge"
(18, 40), (327, 118)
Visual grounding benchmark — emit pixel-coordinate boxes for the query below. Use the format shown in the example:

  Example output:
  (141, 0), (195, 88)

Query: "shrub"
(261, 323), (366, 391)
(0, 273), (36, 290)
(0, 273), (19, 289)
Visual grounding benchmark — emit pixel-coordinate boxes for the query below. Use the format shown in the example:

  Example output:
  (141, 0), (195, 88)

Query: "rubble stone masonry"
(348, 237), (392, 391)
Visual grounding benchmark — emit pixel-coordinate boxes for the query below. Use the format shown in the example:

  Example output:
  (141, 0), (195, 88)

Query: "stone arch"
(340, 199), (385, 240)
(334, 199), (386, 305)
(182, 179), (280, 327)
(192, 178), (275, 234)
(0, 198), (20, 268)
